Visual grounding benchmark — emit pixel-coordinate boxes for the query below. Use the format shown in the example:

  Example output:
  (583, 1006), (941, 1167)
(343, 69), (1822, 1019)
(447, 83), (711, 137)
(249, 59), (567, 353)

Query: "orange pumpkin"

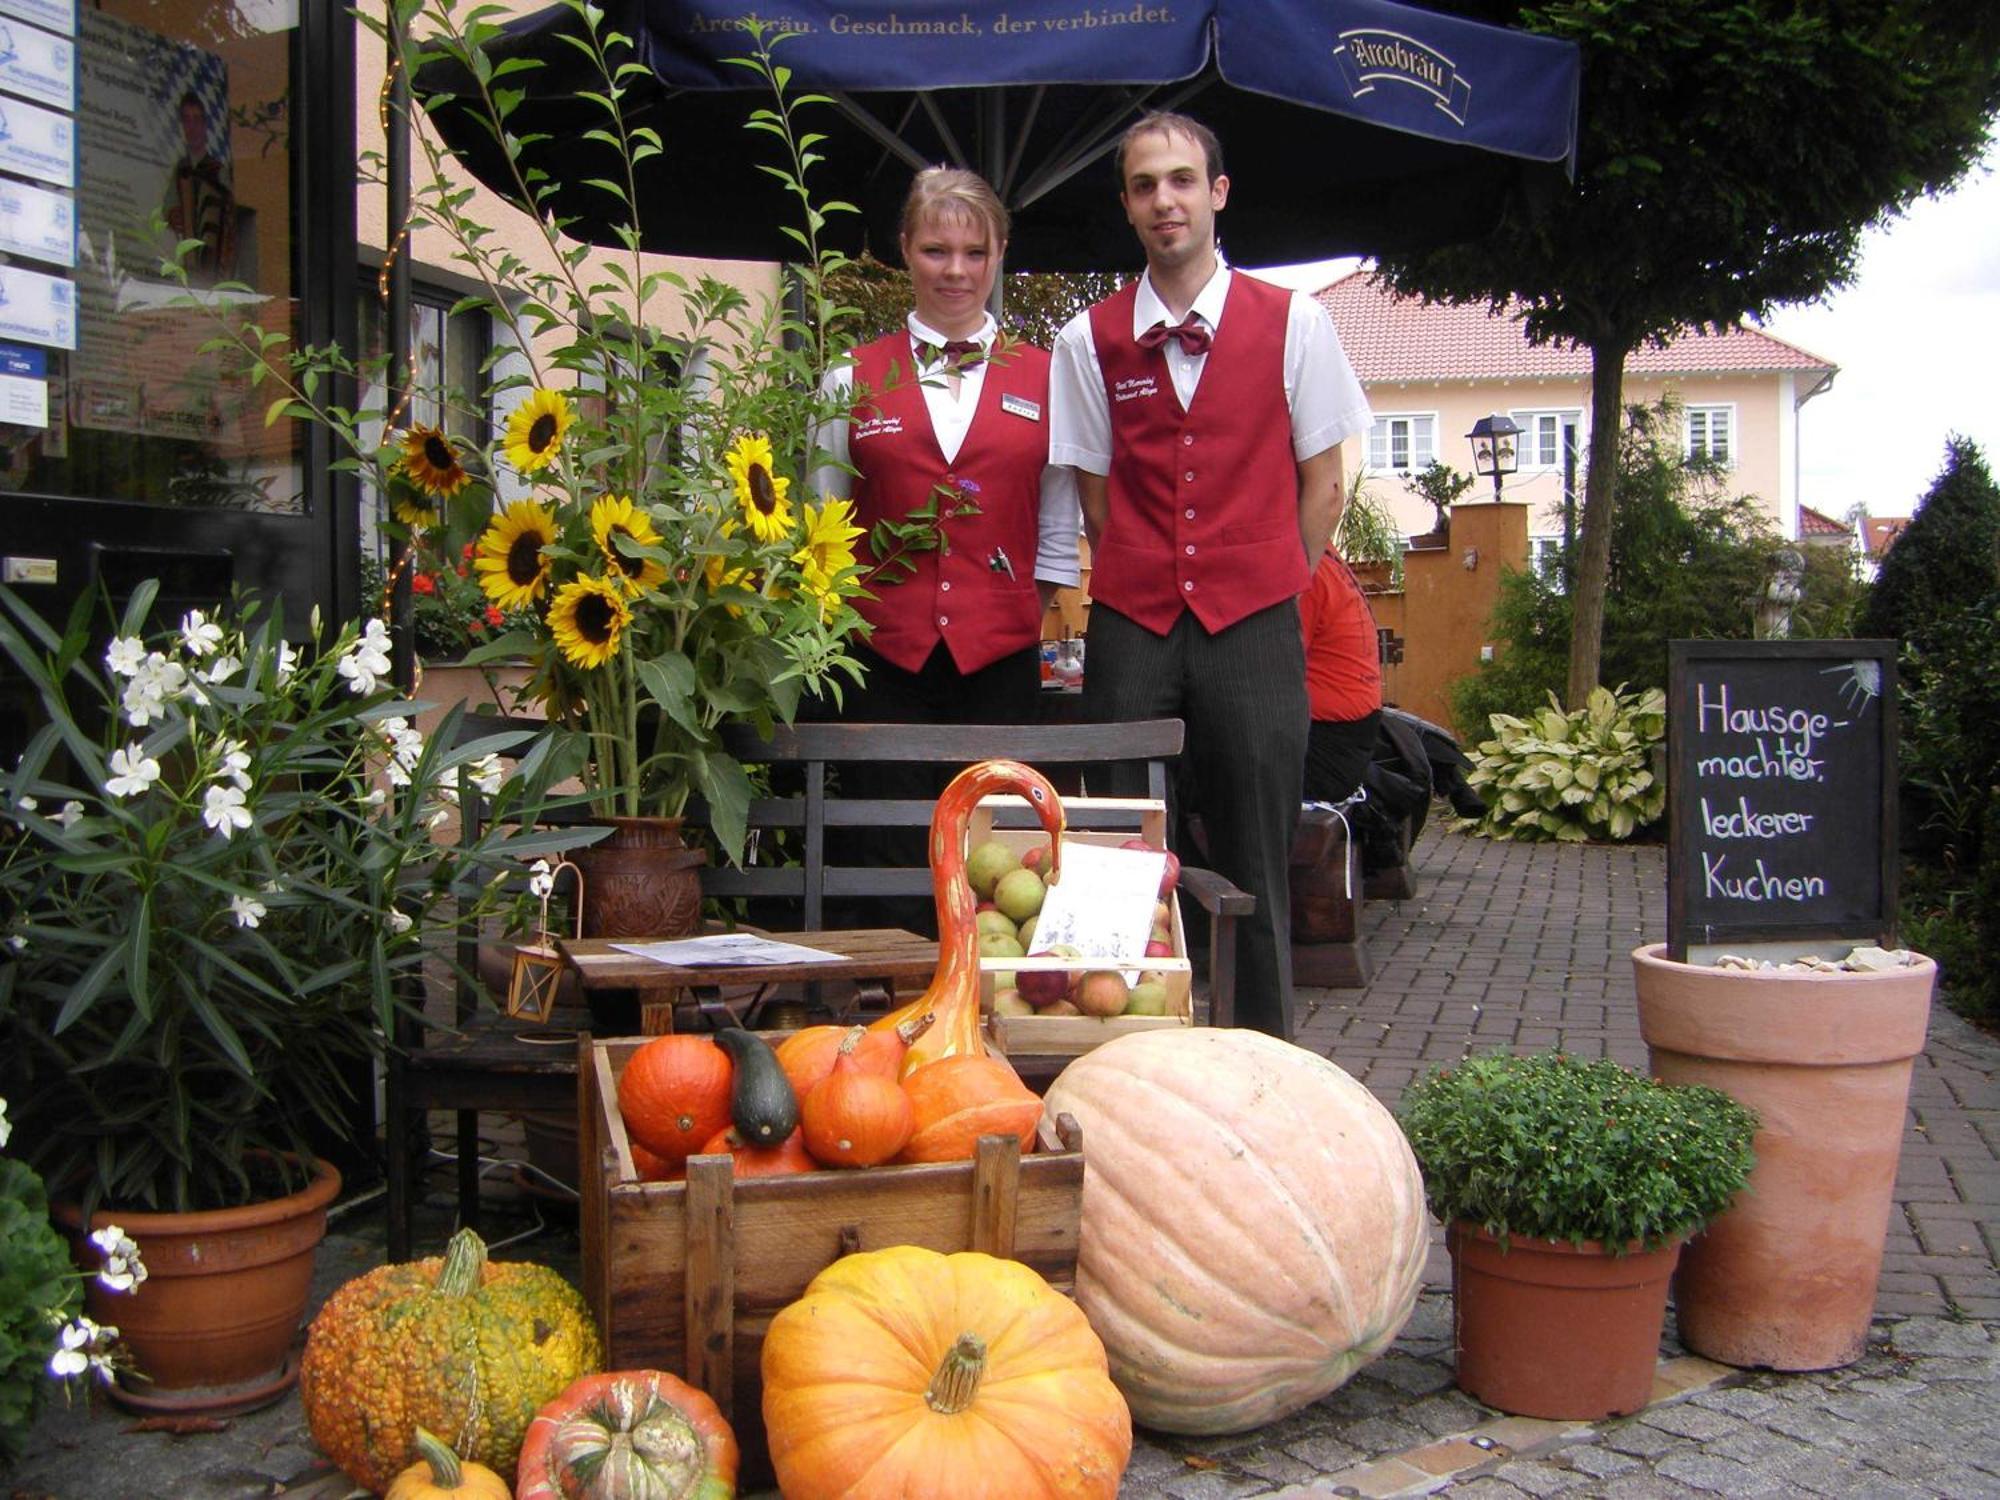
(617, 1035), (734, 1166)
(763, 1246), (1130, 1499)
(870, 760), (1065, 1076)
(516, 1370), (737, 1500)
(628, 1140), (682, 1182)
(698, 1125), (818, 1177)
(800, 1027), (912, 1168)
(775, 1010), (933, 1100)
(897, 1053), (1042, 1163)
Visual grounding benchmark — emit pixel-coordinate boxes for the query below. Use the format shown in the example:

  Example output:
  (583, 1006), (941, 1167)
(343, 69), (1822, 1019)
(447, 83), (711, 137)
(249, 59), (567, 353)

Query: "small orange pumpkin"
(776, 1011), (933, 1100)
(699, 1125), (819, 1177)
(897, 1053), (1043, 1163)
(763, 1246), (1131, 1499)
(629, 1139), (682, 1182)
(800, 1027), (912, 1168)
(516, 1370), (738, 1500)
(617, 1035), (734, 1166)
(383, 1428), (510, 1500)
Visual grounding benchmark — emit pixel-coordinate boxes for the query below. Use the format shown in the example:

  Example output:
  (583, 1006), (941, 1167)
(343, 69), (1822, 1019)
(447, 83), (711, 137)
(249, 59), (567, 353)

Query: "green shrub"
(0, 1156), (77, 1467)
(1399, 1051), (1758, 1252)
(1859, 438), (2000, 656)
(1461, 685), (1667, 842)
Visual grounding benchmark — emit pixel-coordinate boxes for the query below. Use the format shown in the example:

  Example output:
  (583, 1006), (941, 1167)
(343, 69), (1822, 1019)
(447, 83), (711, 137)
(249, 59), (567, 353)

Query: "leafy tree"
(826, 254), (1119, 347)
(1450, 401), (1847, 738)
(1858, 437), (2000, 654)
(1378, 0), (2000, 708)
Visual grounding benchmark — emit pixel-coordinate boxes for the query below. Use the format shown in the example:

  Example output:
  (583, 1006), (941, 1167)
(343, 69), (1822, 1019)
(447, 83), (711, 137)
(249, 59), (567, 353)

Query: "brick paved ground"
(14, 823), (2000, 1498)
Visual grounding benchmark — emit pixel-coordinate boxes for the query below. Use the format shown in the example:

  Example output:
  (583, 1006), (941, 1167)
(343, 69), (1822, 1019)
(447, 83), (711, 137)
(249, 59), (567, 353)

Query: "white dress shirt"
(1048, 265), (1373, 476)
(813, 312), (1082, 587)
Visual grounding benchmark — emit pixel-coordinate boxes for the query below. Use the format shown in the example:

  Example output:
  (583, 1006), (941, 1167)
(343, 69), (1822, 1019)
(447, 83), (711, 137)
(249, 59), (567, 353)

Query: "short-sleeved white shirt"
(812, 311), (1082, 587)
(1048, 265), (1372, 477)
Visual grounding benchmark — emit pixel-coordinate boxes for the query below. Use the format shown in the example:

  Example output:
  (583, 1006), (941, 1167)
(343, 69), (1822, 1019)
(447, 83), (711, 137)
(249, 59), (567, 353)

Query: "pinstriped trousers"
(1083, 600), (1307, 1040)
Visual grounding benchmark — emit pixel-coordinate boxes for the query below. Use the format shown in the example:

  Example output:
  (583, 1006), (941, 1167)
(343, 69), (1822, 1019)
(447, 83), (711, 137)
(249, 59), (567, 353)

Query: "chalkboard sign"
(1667, 640), (1898, 963)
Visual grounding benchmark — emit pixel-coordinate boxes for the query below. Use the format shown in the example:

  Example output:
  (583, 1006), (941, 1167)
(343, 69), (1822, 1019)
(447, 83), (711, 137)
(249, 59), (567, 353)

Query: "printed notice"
(0, 0), (74, 39)
(0, 340), (47, 424)
(1030, 839), (1165, 962)
(0, 176), (73, 264)
(0, 263), (74, 349)
(609, 933), (846, 966)
(0, 91), (72, 186)
(1668, 641), (1897, 957)
(0, 18), (75, 110)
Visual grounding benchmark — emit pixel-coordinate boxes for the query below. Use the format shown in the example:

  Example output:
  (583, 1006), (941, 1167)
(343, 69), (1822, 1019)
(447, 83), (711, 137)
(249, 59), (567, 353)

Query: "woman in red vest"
(807, 168), (1081, 927)
(811, 166), (1081, 723)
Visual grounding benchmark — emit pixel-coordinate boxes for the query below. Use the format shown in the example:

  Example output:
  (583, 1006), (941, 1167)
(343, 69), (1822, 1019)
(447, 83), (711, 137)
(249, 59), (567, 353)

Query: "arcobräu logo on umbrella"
(1334, 30), (1471, 125)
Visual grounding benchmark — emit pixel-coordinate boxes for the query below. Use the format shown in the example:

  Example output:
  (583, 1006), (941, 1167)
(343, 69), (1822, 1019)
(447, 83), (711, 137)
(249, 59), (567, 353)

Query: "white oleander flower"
(467, 753), (504, 797)
(202, 783), (253, 839)
(54, 799), (84, 829)
(528, 859), (556, 899)
(14, 795), (36, 814)
(0, 1096), (11, 1149)
(377, 717), (426, 788)
(275, 639), (299, 683)
(216, 738), (254, 791)
(105, 746), (162, 799)
(338, 618), (394, 695)
(200, 653), (242, 688)
(229, 893), (267, 929)
(180, 609), (225, 658)
(388, 909), (414, 935)
(121, 653), (189, 727)
(104, 635), (146, 677)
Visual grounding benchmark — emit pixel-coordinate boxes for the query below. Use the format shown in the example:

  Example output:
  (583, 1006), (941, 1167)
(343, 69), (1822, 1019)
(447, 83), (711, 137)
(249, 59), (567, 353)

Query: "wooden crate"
(971, 797), (1194, 1062)
(577, 1035), (1084, 1470)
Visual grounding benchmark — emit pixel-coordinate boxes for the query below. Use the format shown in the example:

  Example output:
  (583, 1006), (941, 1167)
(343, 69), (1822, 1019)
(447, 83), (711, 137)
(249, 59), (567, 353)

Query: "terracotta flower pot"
(1632, 943), (1935, 1370)
(1449, 1222), (1681, 1420)
(570, 814), (707, 939)
(54, 1155), (342, 1414)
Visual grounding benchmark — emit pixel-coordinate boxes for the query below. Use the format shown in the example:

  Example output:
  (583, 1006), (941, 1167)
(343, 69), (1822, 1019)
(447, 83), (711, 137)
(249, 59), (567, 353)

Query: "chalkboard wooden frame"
(1666, 639), (1899, 963)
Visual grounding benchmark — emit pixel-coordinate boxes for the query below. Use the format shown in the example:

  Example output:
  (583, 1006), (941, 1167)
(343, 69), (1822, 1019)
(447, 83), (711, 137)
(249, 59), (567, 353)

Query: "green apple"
(975, 908), (1019, 942)
(978, 930), (1025, 959)
(993, 866), (1047, 923)
(1124, 977), (1172, 1016)
(966, 839), (1022, 900)
(991, 988), (1035, 1017)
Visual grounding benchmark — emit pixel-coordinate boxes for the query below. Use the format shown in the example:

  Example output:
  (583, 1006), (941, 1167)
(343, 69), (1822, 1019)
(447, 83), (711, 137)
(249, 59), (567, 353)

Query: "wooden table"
(558, 928), (939, 1034)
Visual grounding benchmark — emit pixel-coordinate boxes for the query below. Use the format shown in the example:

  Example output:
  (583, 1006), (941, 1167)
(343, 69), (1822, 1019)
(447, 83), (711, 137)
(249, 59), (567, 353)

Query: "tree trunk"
(1566, 342), (1631, 708)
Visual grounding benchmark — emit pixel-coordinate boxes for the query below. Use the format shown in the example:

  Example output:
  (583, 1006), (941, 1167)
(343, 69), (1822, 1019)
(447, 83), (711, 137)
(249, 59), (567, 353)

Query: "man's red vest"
(848, 334), (1053, 674)
(1087, 274), (1306, 635)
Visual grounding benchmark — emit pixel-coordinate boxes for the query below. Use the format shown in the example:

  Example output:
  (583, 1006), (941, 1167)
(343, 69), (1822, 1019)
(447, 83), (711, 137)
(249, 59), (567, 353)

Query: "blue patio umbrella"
(415, 0), (1579, 270)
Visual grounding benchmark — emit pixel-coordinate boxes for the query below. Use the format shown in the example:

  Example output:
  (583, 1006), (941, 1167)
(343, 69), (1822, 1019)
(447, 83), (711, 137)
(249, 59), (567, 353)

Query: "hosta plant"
(1461, 684), (1666, 842)
(1398, 1051), (1758, 1252)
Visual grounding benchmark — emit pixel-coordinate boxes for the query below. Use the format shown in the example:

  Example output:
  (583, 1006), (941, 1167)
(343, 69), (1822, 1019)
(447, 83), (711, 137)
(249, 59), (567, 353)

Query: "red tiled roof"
(1315, 270), (1837, 385)
(1797, 505), (1850, 538)
(1863, 516), (1910, 557)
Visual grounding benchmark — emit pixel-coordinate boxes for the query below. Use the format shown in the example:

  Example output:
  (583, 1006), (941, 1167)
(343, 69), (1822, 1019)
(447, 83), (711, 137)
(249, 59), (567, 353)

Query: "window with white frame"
(1685, 405), (1735, 466)
(1509, 410), (1582, 471)
(1367, 413), (1437, 474)
(1529, 534), (1568, 588)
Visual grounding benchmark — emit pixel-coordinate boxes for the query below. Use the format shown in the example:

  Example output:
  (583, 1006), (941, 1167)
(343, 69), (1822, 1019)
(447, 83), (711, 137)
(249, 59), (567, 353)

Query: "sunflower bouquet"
(188, 3), (935, 859)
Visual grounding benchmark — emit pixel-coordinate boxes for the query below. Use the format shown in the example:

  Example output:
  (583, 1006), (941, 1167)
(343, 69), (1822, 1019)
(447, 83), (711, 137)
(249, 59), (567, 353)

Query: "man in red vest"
(1050, 113), (1372, 1040)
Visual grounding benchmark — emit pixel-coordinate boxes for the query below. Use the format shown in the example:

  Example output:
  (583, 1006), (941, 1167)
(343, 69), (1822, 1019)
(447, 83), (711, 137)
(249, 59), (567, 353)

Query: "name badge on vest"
(1000, 393), (1042, 422)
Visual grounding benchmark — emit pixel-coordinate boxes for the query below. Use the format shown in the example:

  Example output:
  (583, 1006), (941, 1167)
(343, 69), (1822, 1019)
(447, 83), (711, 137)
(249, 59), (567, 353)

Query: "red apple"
(1145, 938), (1174, 957)
(1021, 842), (1054, 878)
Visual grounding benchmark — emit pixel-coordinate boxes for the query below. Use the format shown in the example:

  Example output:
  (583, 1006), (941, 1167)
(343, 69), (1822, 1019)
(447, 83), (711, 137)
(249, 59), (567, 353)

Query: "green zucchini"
(713, 1026), (799, 1145)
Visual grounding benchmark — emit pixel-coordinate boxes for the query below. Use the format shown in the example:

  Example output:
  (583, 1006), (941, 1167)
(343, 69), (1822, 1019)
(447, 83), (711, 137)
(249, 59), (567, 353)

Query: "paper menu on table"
(1030, 839), (1165, 962)
(609, 933), (845, 966)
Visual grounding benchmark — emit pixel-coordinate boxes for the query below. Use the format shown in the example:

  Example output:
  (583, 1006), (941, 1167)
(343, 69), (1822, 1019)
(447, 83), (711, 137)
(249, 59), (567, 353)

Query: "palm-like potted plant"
(1397, 1050), (1757, 1420)
(0, 580), (585, 1411)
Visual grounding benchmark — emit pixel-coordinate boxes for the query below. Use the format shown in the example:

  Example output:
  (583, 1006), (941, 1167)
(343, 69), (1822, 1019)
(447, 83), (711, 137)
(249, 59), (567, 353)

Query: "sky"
(1250, 134), (2000, 523)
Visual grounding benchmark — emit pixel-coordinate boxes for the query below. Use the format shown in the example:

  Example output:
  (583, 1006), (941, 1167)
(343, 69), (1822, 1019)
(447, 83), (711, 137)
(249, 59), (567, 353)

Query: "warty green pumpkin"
(299, 1227), (601, 1492)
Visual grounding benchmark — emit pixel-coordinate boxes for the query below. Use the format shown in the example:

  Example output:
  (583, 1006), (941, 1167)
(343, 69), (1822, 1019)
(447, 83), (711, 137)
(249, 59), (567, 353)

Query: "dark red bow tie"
(927, 338), (986, 368)
(1138, 316), (1212, 356)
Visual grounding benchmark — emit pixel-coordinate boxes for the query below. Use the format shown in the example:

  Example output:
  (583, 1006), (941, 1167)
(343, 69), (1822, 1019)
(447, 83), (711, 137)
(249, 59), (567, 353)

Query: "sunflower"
(724, 432), (795, 543)
(389, 486), (440, 530)
(794, 497), (866, 610)
(472, 500), (558, 609)
(548, 575), (632, 670)
(400, 423), (472, 498)
(503, 388), (574, 475)
(591, 494), (669, 594)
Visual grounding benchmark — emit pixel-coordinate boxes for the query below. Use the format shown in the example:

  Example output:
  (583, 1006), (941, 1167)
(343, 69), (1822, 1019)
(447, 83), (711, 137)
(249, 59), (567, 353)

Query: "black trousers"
(1083, 601), (1307, 1040)
(1305, 710), (1382, 806)
(804, 638), (1042, 935)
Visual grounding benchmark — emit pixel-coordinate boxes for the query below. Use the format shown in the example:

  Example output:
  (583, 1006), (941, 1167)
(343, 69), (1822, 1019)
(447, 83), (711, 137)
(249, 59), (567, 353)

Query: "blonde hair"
(899, 166), (1009, 250)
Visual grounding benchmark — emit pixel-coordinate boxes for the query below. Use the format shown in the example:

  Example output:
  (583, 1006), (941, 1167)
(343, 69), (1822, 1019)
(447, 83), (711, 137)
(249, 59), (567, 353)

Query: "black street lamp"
(1467, 414), (1523, 502)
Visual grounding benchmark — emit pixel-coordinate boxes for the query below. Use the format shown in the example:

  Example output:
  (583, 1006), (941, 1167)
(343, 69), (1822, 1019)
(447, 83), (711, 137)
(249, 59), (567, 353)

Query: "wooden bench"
(388, 714), (1250, 1254)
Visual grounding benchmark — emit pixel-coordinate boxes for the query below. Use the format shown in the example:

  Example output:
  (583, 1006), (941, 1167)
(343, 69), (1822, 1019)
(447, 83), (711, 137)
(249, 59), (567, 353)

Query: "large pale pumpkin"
(761, 1246), (1130, 1499)
(1041, 1027), (1428, 1434)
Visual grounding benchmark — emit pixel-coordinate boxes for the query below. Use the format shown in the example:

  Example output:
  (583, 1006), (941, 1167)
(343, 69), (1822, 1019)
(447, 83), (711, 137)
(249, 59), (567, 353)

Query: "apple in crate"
(966, 838), (1021, 899)
(1017, 943), (1081, 1008)
(1021, 841), (1054, 878)
(1121, 838), (1181, 897)
(992, 987), (1035, 1017)
(1074, 970), (1130, 1018)
(1125, 972), (1173, 1016)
